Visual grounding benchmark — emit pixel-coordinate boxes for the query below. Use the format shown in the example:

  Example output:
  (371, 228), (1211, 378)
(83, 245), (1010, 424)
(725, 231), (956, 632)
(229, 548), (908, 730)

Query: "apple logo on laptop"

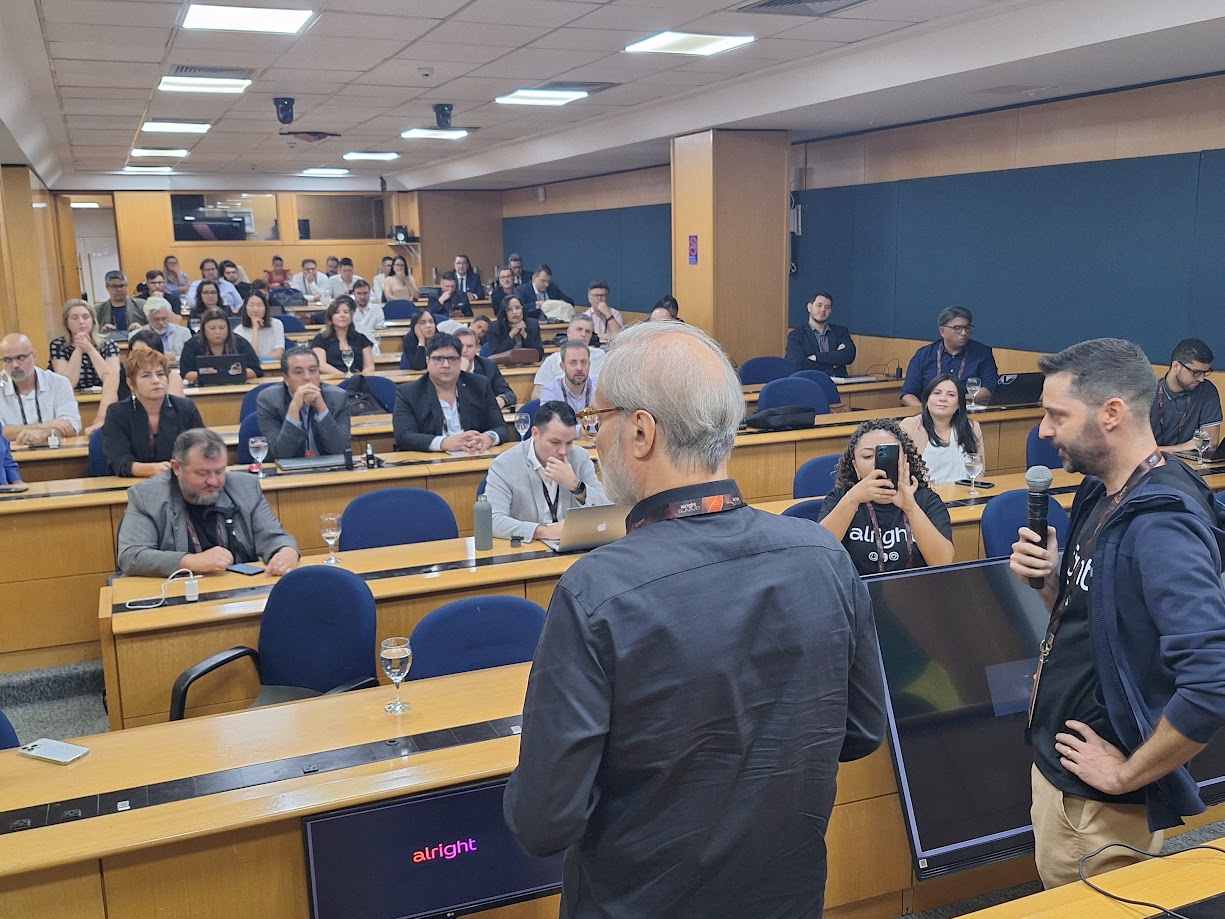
(596, 522), (607, 532)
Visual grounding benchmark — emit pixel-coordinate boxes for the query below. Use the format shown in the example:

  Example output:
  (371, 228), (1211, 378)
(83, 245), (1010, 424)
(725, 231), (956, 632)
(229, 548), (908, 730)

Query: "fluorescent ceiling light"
(495, 89), (587, 107)
(123, 166), (174, 174)
(183, 4), (313, 34)
(131, 148), (189, 158)
(624, 31), (754, 56)
(32, 202), (48, 209)
(142, 121), (211, 134)
(158, 75), (250, 94)
(343, 151), (400, 161)
(400, 128), (468, 140)
(69, 202), (101, 209)
(302, 167), (349, 177)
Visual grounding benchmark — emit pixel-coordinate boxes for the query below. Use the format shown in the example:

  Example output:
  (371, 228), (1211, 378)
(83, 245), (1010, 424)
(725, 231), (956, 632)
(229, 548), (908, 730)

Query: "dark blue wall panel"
(502, 204), (671, 312)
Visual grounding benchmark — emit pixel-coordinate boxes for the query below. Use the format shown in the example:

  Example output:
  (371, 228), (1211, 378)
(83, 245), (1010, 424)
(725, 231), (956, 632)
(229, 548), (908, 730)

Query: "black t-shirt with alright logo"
(817, 485), (952, 577)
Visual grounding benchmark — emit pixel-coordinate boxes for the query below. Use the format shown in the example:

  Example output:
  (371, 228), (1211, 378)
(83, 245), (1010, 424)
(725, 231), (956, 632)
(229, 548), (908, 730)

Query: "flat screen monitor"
(303, 778), (562, 919)
(867, 558), (1225, 880)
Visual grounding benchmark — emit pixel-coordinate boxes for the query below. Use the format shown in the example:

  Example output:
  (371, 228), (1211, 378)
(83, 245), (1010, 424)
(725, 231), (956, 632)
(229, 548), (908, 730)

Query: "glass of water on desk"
(1195, 428), (1212, 467)
(320, 512), (342, 565)
(514, 412), (531, 441)
(963, 452), (985, 496)
(380, 637), (412, 713)
(248, 436), (268, 478)
(965, 377), (982, 411)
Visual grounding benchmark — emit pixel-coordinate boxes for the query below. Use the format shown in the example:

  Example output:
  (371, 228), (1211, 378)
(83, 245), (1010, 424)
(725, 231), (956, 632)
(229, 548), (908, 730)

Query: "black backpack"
(344, 374), (389, 416)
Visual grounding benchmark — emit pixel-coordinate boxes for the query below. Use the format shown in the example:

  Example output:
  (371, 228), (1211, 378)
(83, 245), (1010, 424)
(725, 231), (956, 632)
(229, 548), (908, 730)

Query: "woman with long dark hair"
(310, 295), (374, 374)
(234, 291), (286, 359)
(399, 309), (435, 371)
(179, 307), (262, 382)
(487, 296), (544, 360)
(898, 374), (984, 484)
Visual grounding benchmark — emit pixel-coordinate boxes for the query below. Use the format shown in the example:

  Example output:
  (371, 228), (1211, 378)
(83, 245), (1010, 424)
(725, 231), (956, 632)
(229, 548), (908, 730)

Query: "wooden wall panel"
(864, 109), (1018, 185)
(671, 131), (716, 338)
(416, 189), (503, 284)
(502, 166), (670, 218)
(1, 166), (57, 357)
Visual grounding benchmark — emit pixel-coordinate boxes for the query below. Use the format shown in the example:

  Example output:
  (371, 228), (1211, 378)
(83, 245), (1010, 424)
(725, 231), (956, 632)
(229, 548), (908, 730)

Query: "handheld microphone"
(1025, 465), (1053, 589)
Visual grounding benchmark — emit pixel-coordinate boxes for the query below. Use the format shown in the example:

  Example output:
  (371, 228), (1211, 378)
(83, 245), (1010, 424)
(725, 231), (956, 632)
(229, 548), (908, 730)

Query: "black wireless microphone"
(1025, 465), (1053, 589)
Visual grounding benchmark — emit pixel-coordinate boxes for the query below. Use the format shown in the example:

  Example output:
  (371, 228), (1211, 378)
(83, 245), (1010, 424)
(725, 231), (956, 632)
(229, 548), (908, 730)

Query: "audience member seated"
(488, 297), (544, 360)
(351, 280), (385, 338)
(96, 328), (187, 426)
(901, 306), (997, 407)
(583, 280), (623, 339)
(185, 258), (241, 312)
(1150, 337), (1221, 452)
(400, 309), (435, 371)
(816, 419), (954, 575)
(0, 425), (20, 485)
(290, 258), (331, 306)
(427, 271), (473, 319)
(653, 294), (681, 320)
(234, 291), (285, 360)
(785, 291), (855, 377)
(531, 315), (604, 399)
(95, 270), (146, 332)
(142, 269), (182, 316)
(506, 252), (526, 288)
(102, 349), (205, 478)
(898, 375), (984, 484)
(490, 266), (517, 313)
(455, 327), (515, 410)
(311, 296), (374, 375)
(453, 254), (483, 298)
(265, 255), (291, 289)
(383, 254), (419, 302)
(370, 255), (394, 303)
(220, 261), (252, 301)
(180, 307), (263, 383)
(163, 255), (190, 297)
(138, 297), (192, 359)
(187, 278), (226, 321)
(539, 341), (597, 413)
(515, 265), (573, 319)
(470, 315), (491, 354)
(325, 255), (340, 277)
(117, 428), (300, 577)
(0, 333), (81, 444)
(50, 299), (120, 390)
(329, 257), (363, 300)
(256, 346), (351, 460)
(486, 400), (610, 542)
(392, 333), (508, 453)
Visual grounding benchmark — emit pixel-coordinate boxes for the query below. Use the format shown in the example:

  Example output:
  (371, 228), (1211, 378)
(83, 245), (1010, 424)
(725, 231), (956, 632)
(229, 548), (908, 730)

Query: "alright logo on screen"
(412, 838), (479, 863)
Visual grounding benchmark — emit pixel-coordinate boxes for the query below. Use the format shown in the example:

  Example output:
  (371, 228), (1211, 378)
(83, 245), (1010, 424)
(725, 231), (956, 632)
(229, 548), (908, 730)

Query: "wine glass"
(965, 377), (982, 412)
(319, 513), (342, 565)
(380, 637), (412, 714)
(189, 317), (201, 334)
(1195, 428), (1212, 467)
(514, 412), (531, 441)
(340, 348), (355, 375)
(248, 436), (268, 478)
(964, 452), (986, 496)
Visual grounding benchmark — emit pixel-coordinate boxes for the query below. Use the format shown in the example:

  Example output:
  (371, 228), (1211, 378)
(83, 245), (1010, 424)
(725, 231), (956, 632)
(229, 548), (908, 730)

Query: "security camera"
(274, 97), (295, 126)
(433, 103), (453, 129)
(417, 67), (433, 79)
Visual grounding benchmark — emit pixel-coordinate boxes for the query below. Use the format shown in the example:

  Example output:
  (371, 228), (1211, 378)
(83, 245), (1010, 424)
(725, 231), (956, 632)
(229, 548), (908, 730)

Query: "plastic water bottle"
(47, 431), (60, 449)
(473, 495), (493, 551)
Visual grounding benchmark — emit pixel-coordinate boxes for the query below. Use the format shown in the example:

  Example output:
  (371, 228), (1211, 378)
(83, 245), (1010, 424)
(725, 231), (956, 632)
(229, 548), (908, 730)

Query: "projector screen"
(867, 558), (1225, 880)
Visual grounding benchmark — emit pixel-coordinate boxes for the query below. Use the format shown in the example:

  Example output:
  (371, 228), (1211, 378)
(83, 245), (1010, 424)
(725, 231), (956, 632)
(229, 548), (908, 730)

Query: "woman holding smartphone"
(815, 419), (954, 575)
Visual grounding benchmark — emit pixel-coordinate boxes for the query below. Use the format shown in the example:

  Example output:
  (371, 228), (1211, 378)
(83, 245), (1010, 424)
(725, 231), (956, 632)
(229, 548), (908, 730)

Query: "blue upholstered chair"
(0, 709), (18, 749)
(383, 299), (416, 321)
(339, 373), (396, 413)
(169, 566), (378, 720)
(88, 428), (109, 477)
(339, 486), (459, 550)
(1026, 425), (1062, 470)
(781, 499), (825, 524)
(236, 413), (261, 465)
(738, 356), (793, 386)
(980, 489), (1070, 558)
(277, 313), (306, 333)
(239, 382), (278, 424)
(793, 454), (841, 499)
(512, 399), (541, 440)
(758, 377), (830, 415)
(790, 369), (842, 406)
(408, 596), (546, 680)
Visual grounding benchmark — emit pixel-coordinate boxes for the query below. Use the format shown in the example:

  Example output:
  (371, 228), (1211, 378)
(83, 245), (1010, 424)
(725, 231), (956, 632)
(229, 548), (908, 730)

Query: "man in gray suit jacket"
(485, 400), (610, 543)
(256, 346), (352, 460)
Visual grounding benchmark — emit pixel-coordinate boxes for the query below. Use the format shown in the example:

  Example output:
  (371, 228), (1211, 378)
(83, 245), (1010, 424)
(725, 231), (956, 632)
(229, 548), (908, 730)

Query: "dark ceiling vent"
(169, 64), (257, 79)
(737, 0), (870, 15)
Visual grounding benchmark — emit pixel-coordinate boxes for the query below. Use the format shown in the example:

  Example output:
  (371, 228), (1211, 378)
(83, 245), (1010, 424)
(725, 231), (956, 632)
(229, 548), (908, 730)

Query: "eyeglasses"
(575, 406), (621, 432)
(1180, 363), (1214, 379)
(942, 324), (973, 334)
(428, 355), (460, 365)
(0, 353), (33, 364)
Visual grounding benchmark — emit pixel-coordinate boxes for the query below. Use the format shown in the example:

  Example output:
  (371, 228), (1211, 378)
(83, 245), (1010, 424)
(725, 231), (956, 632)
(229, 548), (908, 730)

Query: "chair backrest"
(739, 355), (793, 385)
(409, 595), (546, 680)
(339, 486), (459, 550)
(88, 428), (109, 477)
(277, 313), (306, 333)
(758, 377), (830, 415)
(339, 374), (395, 413)
(477, 476), (487, 496)
(793, 453), (841, 499)
(781, 498), (825, 524)
(1026, 425), (1062, 470)
(237, 412), (261, 465)
(239, 382), (278, 424)
(0, 709), (18, 749)
(257, 566), (377, 693)
(790, 369), (841, 405)
(383, 299), (416, 320)
(980, 489), (1071, 558)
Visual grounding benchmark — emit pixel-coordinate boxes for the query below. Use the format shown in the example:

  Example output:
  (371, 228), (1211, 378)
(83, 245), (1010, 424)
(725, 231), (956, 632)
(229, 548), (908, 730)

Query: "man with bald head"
(505, 322), (886, 919)
(530, 314), (605, 400)
(0, 333), (81, 445)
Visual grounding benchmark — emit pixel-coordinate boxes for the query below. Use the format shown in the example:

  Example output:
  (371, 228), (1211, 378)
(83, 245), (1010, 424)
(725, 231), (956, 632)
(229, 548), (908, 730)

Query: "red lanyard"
(1026, 450), (1162, 726)
(628, 488), (745, 533)
(864, 503), (915, 573)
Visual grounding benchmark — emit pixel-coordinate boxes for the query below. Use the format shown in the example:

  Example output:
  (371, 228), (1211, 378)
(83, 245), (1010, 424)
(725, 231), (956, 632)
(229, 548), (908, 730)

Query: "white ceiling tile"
(276, 35), (409, 68)
(171, 30), (298, 53)
(355, 58), (477, 86)
(322, 0), (468, 16)
(454, 0), (598, 27)
(337, 84), (426, 100)
(579, 82), (675, 105)
(634, 68), (721, 86)
(424, 21), (547, 47)
(145, 96), (237, 119)
(167, 48), (280, 70)
(527, 28), (653, 52)
(41, 0), (180, 27)
(775, 17), (912, 42)
(69, 129), (142, 145)
(728, 37), (843, 60)
(45, 22), (171, 45)
(262, 67), (366, 83)
(610, 0), (733, 11)
(678, 10), (813, 37)
(61, 98), (151, 116)
(50, 40), (165, 63)
(568, 5), (692, 31)
(414, 77), (529, 101)
(672, 56), (772, 75)
(228, 92), (332, 113)
(394, 41), (510, 65)
(304, 11), (440, 41)
(831, 0), (993, 21)
(65, 115), (144, 131)
(467, 50), (599, 80)
(61, 87), (153, 100)
(53, 60), (162, 89)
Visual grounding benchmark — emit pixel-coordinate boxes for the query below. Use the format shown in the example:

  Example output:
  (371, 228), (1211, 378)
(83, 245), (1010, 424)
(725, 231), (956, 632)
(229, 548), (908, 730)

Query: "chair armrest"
(323, 675), (379, 695)
(169, 646), (259, 721)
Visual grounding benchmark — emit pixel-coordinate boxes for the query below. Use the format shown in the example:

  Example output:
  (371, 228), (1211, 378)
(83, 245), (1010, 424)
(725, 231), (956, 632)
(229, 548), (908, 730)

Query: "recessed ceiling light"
(158, 75), (251, 94)
(495, 89), (587, 107)
(183, 4), (313, 34)
(302, 167), (349, 177)
(131, 148), (189, 158)
(343, 152), (400, 161)
(624, 31), (754, 56)
(123, 166), (174, 174)
(32, 202), (48, 209)
(142, 121), (211, 134)
(400, 128), (468, 140)
(69, 202), (101, 209)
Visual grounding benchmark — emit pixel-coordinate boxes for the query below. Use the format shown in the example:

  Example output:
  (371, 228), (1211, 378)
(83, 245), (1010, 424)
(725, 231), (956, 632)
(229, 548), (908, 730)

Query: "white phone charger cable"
(124, 568), (199, 609)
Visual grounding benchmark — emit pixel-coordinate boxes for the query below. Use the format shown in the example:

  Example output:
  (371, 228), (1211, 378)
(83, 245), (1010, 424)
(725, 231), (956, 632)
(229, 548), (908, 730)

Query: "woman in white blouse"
(234, 291), (286, 360)
(898, 374), (984, 484)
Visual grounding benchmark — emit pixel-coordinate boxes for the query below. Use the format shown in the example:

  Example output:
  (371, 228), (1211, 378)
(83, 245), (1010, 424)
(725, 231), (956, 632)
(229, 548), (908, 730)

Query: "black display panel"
(867, 558), (1225, 880)
(304, 779), (562, 919)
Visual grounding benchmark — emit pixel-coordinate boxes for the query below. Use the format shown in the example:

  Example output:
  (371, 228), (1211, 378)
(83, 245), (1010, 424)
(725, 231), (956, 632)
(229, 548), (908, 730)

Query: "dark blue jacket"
(1064, 460), (1225, 830)
(785, 322), (856, 376)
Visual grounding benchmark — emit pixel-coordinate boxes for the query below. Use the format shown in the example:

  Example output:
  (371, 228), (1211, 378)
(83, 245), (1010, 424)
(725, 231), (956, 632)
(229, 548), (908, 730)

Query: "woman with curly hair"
(816, 418), (955, 575)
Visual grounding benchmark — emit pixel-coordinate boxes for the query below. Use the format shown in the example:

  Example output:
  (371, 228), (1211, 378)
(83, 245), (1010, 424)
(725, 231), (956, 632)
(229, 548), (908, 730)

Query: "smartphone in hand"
(875, 443), (900, 488)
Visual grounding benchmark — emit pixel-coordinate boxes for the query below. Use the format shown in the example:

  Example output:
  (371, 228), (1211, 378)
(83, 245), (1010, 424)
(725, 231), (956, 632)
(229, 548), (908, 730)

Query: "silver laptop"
(275, 454), (347, 472)
(540, 504), (629, 553)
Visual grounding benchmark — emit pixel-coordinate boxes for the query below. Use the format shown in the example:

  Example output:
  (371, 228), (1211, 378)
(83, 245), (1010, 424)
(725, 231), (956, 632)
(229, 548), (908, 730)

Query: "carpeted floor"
(0, 660), (110, 742)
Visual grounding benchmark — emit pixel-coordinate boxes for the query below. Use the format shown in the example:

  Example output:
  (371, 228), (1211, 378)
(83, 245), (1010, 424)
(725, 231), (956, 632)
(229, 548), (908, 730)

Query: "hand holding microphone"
(1010, 465), (1057, 589)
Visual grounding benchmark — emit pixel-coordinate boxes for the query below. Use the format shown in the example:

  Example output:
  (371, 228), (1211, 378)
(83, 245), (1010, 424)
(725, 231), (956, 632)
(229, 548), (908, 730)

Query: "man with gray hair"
(901, 305), (998, 406)
(96, 270), (147, 332)
(538, 340), (596, 413)
(138, 297), (192, 359)
(117, 428), (299, 577)
(505, 322), (886, 918)
(1010, 337), (1225, 888)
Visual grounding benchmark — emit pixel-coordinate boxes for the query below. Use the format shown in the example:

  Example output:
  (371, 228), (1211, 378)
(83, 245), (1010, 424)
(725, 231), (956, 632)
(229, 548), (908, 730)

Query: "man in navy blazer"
(514, 264), (574, 319)
(785, 291), (856, 377)
(392, 332), (509, 453)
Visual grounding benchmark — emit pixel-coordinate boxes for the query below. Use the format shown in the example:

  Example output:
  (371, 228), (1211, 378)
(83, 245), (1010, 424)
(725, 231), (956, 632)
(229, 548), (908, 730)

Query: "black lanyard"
(1156, 383), (1191, 438)
(864, 503), (915, 573)
(1026, 450), (1162, 726)
(936, 346), (968, 380)
(539, 478), (560, 523)
(628, 488), (746, 533)
(16, 388), (43, 425)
